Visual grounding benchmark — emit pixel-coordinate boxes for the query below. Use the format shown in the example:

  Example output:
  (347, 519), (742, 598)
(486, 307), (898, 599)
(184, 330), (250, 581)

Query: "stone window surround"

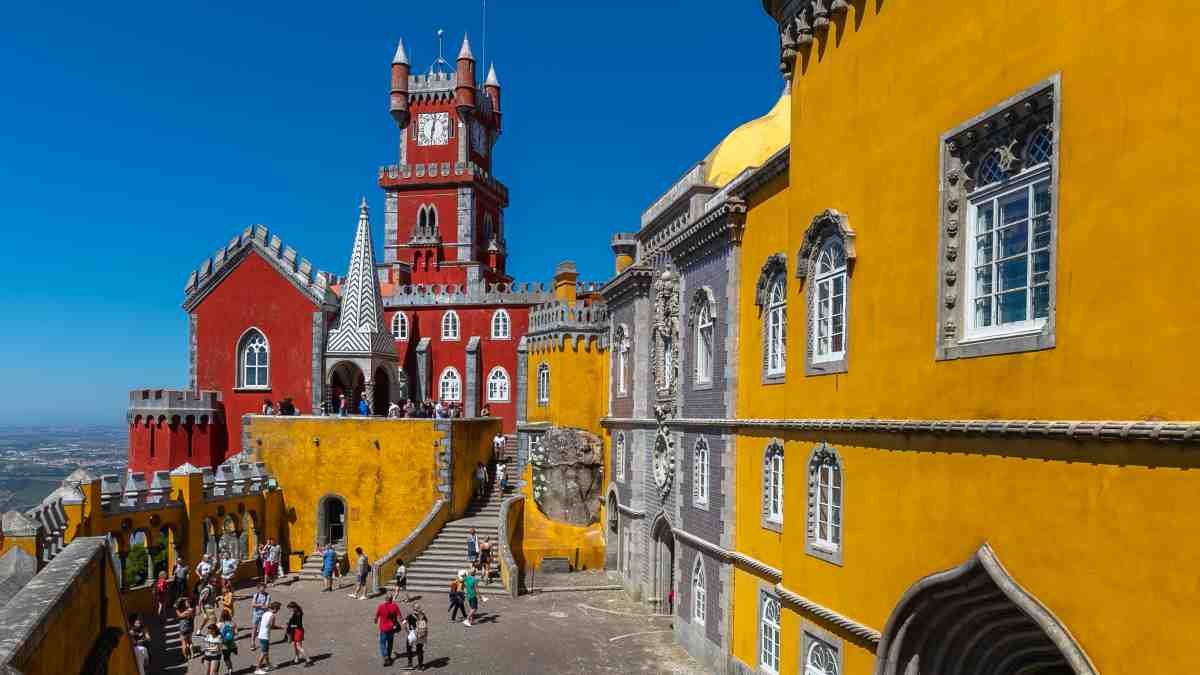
(536, 362), (550, 406)
(800, 620), (844, 675)
(390, 312), (409, 341)
(936, 74), (1060, 361)
(691, 436), (710, 510)
(797, 210), (855, 377)
(490, 308), (512, 340)
(761, 438), (784, 534)
(687, 287), (718, 391)
(757, 584), (782, 675)
(804, 443), (843, 566)
(755, 254), (788, 385)
(691, 554), (707, 627)
(485, 366), (510, 403)
(438, 366), (462, 402)
(613, 323), (631, 399)
(234, 326), (270, 391)
(614, 431), (626, 482)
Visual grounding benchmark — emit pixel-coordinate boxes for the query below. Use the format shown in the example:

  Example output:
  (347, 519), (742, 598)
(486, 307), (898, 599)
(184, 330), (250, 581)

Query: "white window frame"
(760, 595), (781, 674)
(536, 363), (550, 406)
(614, 432), (626, 481)
(766, 280), (786, 377)
(692, 438), (709, 507)
(802, 622), (844, 675)
(236, 328), (270, 390)
(391, 312), (408, 341)
(614, 325), (629, 397)
(695, 302), (714, 386)
(486, 367), (510, 403)
(438, 367), (462, 402)
(963, 172), (1052, 342)
(762, 441), (784, 532)
(805, 444), (844, 565)
(441, 310), (460, 341)
(691, 557), (706, 626)
(811, 243), (847, 364)
(491, 309), (511, 340)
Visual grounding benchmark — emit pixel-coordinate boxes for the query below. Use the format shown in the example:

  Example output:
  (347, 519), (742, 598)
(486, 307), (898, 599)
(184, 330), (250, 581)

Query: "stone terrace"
(145, 577), (705, 674)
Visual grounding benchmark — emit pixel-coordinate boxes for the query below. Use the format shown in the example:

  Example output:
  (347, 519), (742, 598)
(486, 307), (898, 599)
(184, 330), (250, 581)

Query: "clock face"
(417, 112), (450, 146)
(471, 121), (488, 156)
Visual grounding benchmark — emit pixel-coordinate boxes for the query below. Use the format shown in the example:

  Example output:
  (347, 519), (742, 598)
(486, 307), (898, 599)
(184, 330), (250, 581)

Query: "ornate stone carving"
(651, 270), (681, 403)
(755, 254), (788, 308)
(652, 428), (675, 500)
(796, 209), (856, 280)
(528, 426), (604, 526)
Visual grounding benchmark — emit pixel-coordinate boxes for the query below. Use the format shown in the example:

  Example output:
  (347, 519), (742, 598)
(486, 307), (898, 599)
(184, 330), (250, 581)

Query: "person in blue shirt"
(358, 394), (371, 416)
(321, 545), (337, 593)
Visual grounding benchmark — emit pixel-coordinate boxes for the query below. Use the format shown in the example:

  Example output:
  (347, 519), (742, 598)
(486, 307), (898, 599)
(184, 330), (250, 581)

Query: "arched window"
(694, 301), (714, 385)
(486, 367), (510, 402)
(441, 310), (460, 341)
(692, 557), (706, 626)
(614, 432), (626, 481)
(391, 312), (408, 341)
(806, 642), (839, 675)
(760, 595), (781, 674)
(491, 309), (511, 339)
(237, 329), (269, 388)
(438, 368), (461, 402)
(614, 325), (629, 396)
(763, 440), (784, 529)
(806, 443), (843, 564)
(693, 438), (709, 507)
(767, 280), (786, 377)
(812, 241), (848, 364)
(483, 214), (494, 242)
(536, 363), (550, 405)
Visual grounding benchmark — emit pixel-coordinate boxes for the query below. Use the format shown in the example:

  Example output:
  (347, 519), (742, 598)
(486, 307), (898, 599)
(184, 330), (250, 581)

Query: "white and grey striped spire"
(325, 199), (397, 357)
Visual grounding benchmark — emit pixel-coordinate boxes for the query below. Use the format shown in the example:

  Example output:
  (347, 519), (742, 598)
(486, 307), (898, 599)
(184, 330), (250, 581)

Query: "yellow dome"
(702, 92), (791, 187)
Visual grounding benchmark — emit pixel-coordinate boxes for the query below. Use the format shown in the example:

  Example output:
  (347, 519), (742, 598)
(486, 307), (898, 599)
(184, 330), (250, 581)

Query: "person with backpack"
(374, 592), (402, 667)
(350, 547), (370, 600)
(285, 601), (312, 667)
(249, 582), (270, 652)
(196, 580), (216, 637)
(218, 610), (238, 674)
(402, 603), (429, 670)
(394, 559), (409, 602)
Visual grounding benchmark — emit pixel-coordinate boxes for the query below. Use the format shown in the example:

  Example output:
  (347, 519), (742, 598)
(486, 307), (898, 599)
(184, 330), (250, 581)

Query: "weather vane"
(428, 28), (451, 76)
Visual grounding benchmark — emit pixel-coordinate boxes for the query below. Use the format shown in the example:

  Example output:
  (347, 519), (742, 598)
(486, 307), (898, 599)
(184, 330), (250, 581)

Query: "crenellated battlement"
(385, 278), (553, 307)
(526, 299), (610, 354)
(378, 159), (509, 202)
(183, 223), (337, 310)
(127, 388), (223, 424)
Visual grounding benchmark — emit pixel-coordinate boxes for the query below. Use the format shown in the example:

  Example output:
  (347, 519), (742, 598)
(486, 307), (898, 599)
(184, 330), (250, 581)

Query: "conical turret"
(455, 33), (476, 119)
(485, 63), (501, 131)
(389, 38), (411, 129)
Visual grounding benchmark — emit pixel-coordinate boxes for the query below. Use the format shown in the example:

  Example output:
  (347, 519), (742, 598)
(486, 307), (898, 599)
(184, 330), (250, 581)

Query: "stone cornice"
(730, 145), (789, 200)
(665, 199), (747, 263)
(600, 264), (655, 305)
(601, 416), (1200, 443)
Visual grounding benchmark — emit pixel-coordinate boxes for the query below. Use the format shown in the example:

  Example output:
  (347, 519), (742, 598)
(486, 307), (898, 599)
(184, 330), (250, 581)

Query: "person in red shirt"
(374, 592), (402, 667)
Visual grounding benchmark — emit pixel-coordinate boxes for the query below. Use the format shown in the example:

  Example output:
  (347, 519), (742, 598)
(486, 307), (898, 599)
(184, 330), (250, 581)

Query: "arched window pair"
(486, 367), (510, 402)
(391, 313), (409, 341)
(536, 363), (550, 405)
(237, 328), (269, 388)
(414, 204), (438, 240)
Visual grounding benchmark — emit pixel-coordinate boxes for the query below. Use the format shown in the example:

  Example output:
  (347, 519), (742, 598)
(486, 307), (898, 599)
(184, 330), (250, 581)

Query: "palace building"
(3, 4), (1200, 674)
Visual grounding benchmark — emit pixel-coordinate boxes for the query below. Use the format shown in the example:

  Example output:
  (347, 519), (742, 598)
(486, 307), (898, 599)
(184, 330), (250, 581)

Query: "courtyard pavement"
(144, 575), (706, 674)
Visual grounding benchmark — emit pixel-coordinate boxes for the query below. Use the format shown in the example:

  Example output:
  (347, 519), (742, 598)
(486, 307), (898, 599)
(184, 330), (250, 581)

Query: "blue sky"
(0, 1), (782, 425)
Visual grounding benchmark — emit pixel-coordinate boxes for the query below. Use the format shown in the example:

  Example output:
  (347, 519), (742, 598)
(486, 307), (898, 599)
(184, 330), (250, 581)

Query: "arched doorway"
(373, 366), (391, 415)
(605, 489), (620, 571)
(316, 494), (347, 549)
(651, 514), (675, 614)
(874, 543), (1097, 675)
(329, 362), (365, 415)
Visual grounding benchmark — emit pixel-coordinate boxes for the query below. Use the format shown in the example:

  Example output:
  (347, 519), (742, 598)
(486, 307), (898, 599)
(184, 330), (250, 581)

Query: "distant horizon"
(0, 1), (781, 425)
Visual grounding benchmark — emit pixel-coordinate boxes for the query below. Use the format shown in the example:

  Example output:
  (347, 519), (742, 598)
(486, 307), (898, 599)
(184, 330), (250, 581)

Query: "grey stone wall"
(680, 247), (731, 419)
(609, 304), (635, 419)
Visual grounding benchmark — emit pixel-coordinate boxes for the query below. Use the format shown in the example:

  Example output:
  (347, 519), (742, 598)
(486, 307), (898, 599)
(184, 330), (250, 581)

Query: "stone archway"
(316, 494), (348, 549)
(875, 543), (1098, 675)
(328, 361), (365, 415)
(650, 513), (675, 614)
(372, 366), (391, 415)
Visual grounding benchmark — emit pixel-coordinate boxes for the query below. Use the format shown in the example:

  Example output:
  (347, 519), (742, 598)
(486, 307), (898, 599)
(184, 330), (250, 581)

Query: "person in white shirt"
(197, 555), (213, 581)
(387, 401), (401, 418)
(254, 601), (281, 674)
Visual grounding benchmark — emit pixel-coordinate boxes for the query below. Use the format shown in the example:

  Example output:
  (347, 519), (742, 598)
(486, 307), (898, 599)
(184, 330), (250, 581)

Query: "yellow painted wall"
(248, 416), (443, 563)
(729, 3), (1200, 673)
(521, 334), (609, 574)
(449, 418), (502, 518)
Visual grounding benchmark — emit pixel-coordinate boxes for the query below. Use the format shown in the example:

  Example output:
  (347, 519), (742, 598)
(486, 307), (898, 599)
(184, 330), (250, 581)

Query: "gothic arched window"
(760, 594), (781, 674)
(614, 324), (630, 397)
(441, 310), (460, 341)
(692, 557), (707, 626)
(693, 437), (709, 507)
(537, 363), (550, 405)
(438, 368), (461, 402)
(811, 241), (848, 365)
(237, 329), (269, 389)
(491, 309), (511, 339)
(391, 312), (408, 341)
(805, 443), (844, 565)
(762, 440), (784, 531)
(486, 367), (510, 402)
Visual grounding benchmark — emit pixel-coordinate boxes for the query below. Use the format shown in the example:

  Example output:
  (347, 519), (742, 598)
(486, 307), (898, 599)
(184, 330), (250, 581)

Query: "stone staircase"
(385, 474), (509, 596)
(298, 543), (346, 581)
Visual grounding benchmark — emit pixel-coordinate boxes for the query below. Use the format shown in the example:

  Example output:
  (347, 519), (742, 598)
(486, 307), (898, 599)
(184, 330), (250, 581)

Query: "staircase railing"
(369, 498), (448, 596)
(498, 491), (526, 599)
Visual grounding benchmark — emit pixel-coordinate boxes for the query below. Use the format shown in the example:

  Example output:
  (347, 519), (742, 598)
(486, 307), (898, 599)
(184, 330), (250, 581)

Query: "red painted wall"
(389, 304), (529, 433)
(128, 417), (224, 473)
(194, 252), (319, 458)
